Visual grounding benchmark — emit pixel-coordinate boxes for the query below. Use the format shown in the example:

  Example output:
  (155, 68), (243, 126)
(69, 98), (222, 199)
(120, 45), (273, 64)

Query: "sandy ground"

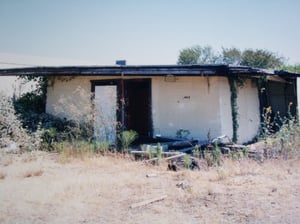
(0, 151), (300, 224)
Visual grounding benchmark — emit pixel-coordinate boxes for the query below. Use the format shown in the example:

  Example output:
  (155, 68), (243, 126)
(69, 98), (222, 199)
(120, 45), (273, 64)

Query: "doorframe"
(91, 78), (153, 141)
(123, 78), (153, 138)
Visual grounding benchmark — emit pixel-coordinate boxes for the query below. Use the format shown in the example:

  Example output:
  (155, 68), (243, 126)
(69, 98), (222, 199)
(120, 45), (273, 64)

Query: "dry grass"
(0, 151), (300, 224)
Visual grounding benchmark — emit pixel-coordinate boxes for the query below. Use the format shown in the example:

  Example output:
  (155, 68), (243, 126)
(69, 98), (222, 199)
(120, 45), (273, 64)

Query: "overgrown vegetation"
(228, 76), (239, 143)
(0, 92), (41, 151)
(1, 60), (300, 165)
(1, 81), (137, 155)
(259, 104), (300, 159)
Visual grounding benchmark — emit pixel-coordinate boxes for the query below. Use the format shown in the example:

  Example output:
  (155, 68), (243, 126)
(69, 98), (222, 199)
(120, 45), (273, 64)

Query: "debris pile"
(130, 134), (265, 169)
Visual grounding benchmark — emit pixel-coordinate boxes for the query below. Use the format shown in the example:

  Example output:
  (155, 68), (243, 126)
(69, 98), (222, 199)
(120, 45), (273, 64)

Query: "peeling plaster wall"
(46, 76), (93, 120)
(151, 76), (232, 141)
(46, 75), (260, 143)
(236, 79), (260, 143)
(219, 77), (233, 140)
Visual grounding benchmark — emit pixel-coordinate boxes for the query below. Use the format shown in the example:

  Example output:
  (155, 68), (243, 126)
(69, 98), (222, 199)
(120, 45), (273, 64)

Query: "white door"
(94, 85), (117, 144)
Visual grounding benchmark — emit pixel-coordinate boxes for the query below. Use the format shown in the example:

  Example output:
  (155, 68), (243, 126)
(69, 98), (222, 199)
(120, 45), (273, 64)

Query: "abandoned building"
(0, 64), (299, 144)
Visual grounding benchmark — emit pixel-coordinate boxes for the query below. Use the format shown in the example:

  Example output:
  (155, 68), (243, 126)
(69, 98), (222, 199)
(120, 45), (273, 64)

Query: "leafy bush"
(0, 92), (40, 150)
(13, 88), (96, 151)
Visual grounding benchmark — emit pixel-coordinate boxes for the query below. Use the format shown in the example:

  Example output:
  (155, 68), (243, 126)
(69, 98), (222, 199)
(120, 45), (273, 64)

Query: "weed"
(205, 142), (222, 167)
(54, 141), (95, 161)
(259, 103), (300, 159)
(192, 144), (202, 158)
(156, 143), (163, 160)
(183, 154), (192, 169)
(118, 130), (138, 153)
(229, 150), (243, 160)
(93, 141), (110, 154)
(148, 146), (157, 159)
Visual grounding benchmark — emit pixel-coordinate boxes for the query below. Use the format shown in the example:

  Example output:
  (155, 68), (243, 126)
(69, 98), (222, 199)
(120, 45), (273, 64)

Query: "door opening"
(124, 79), (152, 141)
(91, 79), (152, 144)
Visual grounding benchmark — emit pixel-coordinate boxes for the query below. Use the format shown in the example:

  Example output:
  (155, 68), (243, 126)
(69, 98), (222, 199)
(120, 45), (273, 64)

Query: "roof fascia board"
(0, 65), (299, 77)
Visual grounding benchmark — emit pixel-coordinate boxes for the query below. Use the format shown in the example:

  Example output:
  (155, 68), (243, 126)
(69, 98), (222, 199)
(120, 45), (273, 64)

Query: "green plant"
(242, 147), (249, 157)
(156, 143), (163, 160)
(118, 130), (138, 153)
(148, 147), (155, 159)
(192, 144), (201, 158)
(229, 150), (243, 160)
(205, 142), (222, 167)
(183, 154), (192, 169)
(228, 76), (239, 143)
(176, 129), (191, 139)
(94, 141), (110, 154)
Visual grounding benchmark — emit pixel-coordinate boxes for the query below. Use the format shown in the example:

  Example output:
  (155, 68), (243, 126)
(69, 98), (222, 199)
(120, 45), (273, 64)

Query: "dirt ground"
(0, 151), (300, 224)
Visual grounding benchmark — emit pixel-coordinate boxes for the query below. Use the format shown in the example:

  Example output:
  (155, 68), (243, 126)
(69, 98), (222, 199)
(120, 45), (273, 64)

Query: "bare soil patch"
(0, 151), (300, 224)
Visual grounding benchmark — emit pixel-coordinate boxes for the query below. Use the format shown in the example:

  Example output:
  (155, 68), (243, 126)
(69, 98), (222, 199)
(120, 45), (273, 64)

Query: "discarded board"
(146, 173), (157, 178)
(145, 153), (186, 163)
(130, 195), (167, 209)
(130, 151), (181, 156)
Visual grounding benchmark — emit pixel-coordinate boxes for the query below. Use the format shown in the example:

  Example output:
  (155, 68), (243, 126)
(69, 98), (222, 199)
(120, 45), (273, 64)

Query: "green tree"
(16, 75), (48, 113)
(281, 64), (300, 73)
(177, 45), (286, 69)
(240, 49), (284, 69)
(177, 45), (218, 65)
(13, 76), (48, 131)
(221, 47), (242, 65)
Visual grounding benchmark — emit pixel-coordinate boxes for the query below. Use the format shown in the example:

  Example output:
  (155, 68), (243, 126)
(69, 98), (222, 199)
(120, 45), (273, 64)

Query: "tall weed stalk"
(260, 104), (300, 159)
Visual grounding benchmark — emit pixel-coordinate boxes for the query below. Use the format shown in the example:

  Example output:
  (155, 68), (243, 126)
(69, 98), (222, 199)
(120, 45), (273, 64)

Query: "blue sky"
(1, 0), (300, 66)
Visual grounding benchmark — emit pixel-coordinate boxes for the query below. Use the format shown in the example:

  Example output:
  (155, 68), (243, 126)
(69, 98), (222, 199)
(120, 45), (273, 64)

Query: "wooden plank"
(178, 146), (195, 153)
(146, 173), (157, 178)
(145, 153), (186, 163)
(130, 151), (181, 155)
(130, 195), (167, 209)
(163, 153), (186, 161)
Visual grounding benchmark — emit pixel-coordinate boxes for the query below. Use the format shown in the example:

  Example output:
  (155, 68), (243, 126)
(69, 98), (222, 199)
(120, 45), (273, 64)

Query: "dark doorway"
(124, 79), (152, 139)
(259, 80), (297, 117)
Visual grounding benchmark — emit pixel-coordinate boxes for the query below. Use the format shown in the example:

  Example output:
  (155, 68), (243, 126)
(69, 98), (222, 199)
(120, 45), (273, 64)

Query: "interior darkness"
(124, 79), (152, 140)
(259, 80), (297, 116)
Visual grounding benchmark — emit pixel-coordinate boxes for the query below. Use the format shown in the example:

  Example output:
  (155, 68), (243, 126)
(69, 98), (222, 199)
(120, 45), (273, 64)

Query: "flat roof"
(0, 64), (298, 77)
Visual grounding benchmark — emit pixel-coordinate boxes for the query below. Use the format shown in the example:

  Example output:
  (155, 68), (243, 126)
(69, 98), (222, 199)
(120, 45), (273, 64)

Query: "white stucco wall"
(151, 76), (232, 141)
(236, 79), (260, 143)
(46, 75), (260, 143)
(46, 76), (93, 120)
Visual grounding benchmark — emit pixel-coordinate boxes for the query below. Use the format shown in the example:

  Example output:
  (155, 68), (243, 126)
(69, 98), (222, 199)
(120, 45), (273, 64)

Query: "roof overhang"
(0, 64), (299, 78)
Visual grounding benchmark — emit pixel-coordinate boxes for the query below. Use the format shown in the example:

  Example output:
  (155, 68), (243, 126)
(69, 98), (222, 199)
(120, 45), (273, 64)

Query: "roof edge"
(0, 64), (299, 77)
